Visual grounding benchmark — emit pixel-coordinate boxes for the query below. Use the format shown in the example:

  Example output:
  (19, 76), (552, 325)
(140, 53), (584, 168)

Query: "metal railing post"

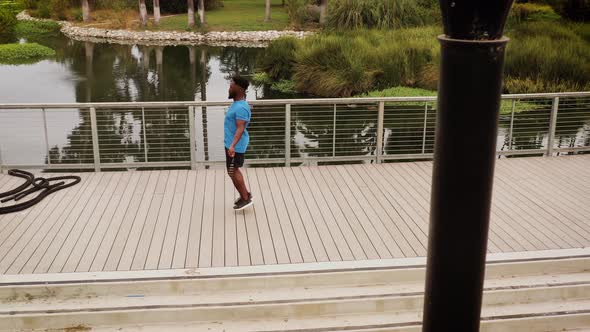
(89, 107), (101, 172)
(42, 108), (51, 166)
(376, 102), (385, 163)
(142, 107), (149, 163)
(333, 104), (337, 157)
(188, 106), (197, 170)
(422, 103), (429, 154)
(508, 99), (516, 151)
(285, 104), (291, 167)
(547, 97), (559, 157)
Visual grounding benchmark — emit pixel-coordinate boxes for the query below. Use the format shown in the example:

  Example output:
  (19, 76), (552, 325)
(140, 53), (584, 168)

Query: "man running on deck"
(225, 76), (253, 211)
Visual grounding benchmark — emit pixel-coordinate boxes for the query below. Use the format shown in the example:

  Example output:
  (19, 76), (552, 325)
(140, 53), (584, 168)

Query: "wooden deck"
(0, 155), (588, 275)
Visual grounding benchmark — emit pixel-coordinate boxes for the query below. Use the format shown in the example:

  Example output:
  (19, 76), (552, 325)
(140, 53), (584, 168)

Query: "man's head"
(229, 76), (250, 100)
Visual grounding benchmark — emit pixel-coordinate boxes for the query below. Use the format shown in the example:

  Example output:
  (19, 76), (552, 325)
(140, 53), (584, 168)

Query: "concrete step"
(1, 251), (589, 331)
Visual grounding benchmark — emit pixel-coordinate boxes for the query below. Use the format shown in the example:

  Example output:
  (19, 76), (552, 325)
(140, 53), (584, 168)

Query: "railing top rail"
(0, 92), (588, 110)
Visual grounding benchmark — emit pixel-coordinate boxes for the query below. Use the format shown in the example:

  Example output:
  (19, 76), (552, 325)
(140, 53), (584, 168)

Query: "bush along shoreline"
(256, 0), (590, 98)
(15, 11), (313, 45)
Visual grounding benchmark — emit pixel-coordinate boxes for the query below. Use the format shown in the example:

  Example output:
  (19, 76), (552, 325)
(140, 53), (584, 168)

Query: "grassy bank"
(158, 0), (289, 31)
(0, 42), (55, 64)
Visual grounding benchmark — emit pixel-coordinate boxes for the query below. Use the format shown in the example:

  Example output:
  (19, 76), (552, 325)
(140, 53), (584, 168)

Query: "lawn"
(157, 0), (291, 32)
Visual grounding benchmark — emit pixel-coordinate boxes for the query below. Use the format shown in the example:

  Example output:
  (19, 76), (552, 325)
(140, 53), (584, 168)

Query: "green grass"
(361, 86), (541, 114)
(15, 20), (61, 36)
(157, 0), (290, 32)
(0, 42), (55, 64)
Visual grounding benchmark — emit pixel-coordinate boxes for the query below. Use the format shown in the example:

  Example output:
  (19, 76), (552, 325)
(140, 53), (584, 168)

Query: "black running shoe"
(234, 198), (253, 211)
(234, 192), (253, 205)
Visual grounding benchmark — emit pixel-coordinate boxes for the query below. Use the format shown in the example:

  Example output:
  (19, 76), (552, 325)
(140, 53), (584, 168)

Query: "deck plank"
(315, 166), (380, 260)
(241, 169), (265, 265)
(198, 169), (216, 268)
(129, 171), (168, 271)
(144, 170), (180, 270)
(185, 169), (206, 268)
(274, 167), (325, 262)
(1, 173), (89, 274)
(224, 169), (239, 267)
(158, 170), (188, 269)
(61, 172), (124, 273)
(105, 171), (157, 272)
(11, 173), (94, 274)
(35, 173), (105, 274)
(78, 172), (142, 272)
(260, 167), (303, 264)
(50, 172), (117, 273)
(1, 155), (588, 274)
(247, 168), (282, 265)
(171, 170), (197, 269)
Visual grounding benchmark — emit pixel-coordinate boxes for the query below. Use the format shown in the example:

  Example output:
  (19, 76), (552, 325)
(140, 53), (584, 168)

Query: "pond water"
(0, 32), (588, 167)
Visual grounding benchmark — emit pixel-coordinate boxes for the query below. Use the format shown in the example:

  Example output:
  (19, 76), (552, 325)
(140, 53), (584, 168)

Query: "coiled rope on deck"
(0, 169), (81, 215)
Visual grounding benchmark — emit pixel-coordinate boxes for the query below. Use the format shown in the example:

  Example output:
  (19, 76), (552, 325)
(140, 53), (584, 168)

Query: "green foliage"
(0, 42), (55, 64)
(504, 77), (590, 94)
(291, 27), (439, 97)
(257, 36), (298, 80)
(0, 0), (24, 14)
(37, 0), (50, 18)
(14, 20), (61, 36)
(505, 21), (590, 91)
(18, 0), (39, 10)
(546, 0), (590, 21)
(568, 22), (590, 41)
(70, 7), (83, 22)
(252, 72), (272, 85)
(362, 86), (436, 98)
(508, 3), (560, 26)
(326, 0), (427, 30)
(285, 0), (310, 26)
(0, 8), (17, 43)
(49, 0), (68, 20)
(271, 79), (297, 93)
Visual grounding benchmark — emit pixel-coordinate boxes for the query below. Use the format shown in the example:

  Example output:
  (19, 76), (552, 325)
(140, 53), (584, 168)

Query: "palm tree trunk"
(139, 0), (148, 27)
(188, 0), (195, 28)
(153, 0), (161, 25)
(265, 0), (271, 22)
(198, 0), (205, 25)
(320, 0), (328, 25)
(82, 0), (91, 22)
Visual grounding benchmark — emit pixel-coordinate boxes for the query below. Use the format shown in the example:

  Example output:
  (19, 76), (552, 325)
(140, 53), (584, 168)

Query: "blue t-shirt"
(224, 100), (251, 153)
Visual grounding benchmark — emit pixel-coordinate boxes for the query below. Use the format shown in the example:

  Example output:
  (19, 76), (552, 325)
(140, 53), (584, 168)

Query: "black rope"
(0, 169), (81, 215)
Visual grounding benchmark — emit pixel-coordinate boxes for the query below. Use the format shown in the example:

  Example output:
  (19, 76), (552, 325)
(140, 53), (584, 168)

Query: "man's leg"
(228, 167), (249, 201)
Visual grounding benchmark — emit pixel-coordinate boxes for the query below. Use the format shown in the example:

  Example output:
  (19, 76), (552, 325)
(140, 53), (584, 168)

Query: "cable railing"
(0, 92), (589, 171)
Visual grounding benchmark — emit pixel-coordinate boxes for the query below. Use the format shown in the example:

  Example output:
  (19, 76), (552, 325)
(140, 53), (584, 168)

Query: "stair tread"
(3, 272), (589, 314)
(80, 300), (590, 332)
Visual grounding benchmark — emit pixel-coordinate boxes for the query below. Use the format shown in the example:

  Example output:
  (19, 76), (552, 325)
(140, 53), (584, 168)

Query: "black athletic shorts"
(225, 148), (245, 169)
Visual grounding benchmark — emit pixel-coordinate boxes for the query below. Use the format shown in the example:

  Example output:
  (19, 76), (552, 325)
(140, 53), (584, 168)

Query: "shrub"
(546, 0), (590, 21)
(285, 0), (311, 26)
(508, 3), (560, 26)
(14, 20), (61, 36)
(506, 22), (590, 89)
(18, 0), (39, 10)
(49, 0), (68, 20)
(271, 80), (297, 93)
(504, 77), (590, 93)
(37, 0), (50, 18)
(326, 0), (426, 30)
(568, 22), (590, 41)
(0, 9), (18, 38)
(258, 36), (299, 80)
(291, 28), (439, 97)
(0, 42), (56, 64)
(69, 7), (83, 22)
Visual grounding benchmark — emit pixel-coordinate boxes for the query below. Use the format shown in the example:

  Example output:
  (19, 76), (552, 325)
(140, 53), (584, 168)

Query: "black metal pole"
(422, 1), (514, 331)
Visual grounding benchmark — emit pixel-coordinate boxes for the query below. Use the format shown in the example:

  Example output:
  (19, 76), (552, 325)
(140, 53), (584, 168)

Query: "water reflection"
(0, 33), (588, 167)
